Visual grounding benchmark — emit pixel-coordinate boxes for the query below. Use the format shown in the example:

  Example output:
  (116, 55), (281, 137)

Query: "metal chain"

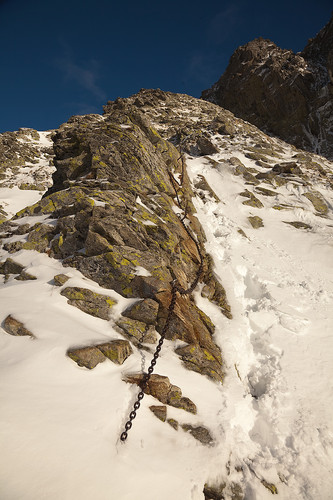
(120, 154), (204, 442)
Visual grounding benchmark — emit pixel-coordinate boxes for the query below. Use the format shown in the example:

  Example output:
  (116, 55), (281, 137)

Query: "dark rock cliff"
(202, 14), (333, 160)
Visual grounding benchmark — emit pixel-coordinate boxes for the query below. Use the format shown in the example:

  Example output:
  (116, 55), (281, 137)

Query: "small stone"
(54, 274), (70, 286)
(167, 418), (179, 430)
(261, 480), (278, 495)
(149, 405), (167, 422)
(3, 315), (35, 338)
(96, 339), (132, 364)
(67, 346), (106, 369)
(283, 221), (312, 230)
(15, 270), (37, 281)
(240, 189), (263, 208)
(248, 216), (264, 228)
(182, 424), (214, 445)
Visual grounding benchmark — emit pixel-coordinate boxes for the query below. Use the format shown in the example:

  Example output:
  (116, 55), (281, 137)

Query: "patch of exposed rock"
(67, 339), (133, 369)
(124, 373), (197, 414)
(0, 128), (54, 190)
(3, 315), (35, 338)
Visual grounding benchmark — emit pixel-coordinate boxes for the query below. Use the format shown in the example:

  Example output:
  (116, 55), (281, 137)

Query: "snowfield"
(0, 129), (333, 499)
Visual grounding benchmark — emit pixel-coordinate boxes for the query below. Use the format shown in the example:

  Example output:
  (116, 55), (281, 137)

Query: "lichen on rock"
(60, 286), (117, 320)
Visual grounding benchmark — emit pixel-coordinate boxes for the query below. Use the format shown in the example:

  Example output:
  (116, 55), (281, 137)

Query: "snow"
(0, 186), (45, 218)
(1, 131), (333, 499)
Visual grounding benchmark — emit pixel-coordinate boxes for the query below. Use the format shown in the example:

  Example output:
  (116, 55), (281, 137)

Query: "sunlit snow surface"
(0, 133), (333, 499)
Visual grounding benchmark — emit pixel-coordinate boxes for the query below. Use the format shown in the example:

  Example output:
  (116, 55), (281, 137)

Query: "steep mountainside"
(1, 89), (333, 499)
(202, 14), (333, 160)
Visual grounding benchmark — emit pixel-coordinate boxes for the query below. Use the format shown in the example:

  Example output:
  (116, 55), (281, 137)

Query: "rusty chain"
(120, 154), (204, 442)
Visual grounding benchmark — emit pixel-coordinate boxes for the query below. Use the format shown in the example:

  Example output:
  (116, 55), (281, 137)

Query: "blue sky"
(0, 0), (332, 133)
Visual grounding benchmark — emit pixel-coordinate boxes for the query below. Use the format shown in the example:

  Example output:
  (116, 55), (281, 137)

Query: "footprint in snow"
(278, 313), (310, 334)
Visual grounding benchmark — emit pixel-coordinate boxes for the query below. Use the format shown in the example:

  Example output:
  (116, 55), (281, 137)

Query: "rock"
(3, 315), (35, 338)
(196, 137), (219, 156)
(283, 221), (312, 230)
(167, 418), (179, 430)
(232, 160), (260, 185)
(203, 483), (226, 500)
(272, 162), (302, 175)
(5, 90), (230, 388)
(248, 216), (264, 228)
(67, 346), (106, 369)
(67, 339), (132, 368)
(0, 258), (25, 275)
(194, 175), (220, 202)
(53, 274), (70, 286)
(96, 340), (132, 364)
(175, 344), (224, 383)
(15, 270), (37, 281)
(303, 191), (328, 214)
(123, 373), (197, 414)
(156, 291), (222, 364)
(181, 424), (214, 445)
(149, 405), (167, 422)
(261, 480), (278, 495)
(60, 287), (117, 320)
(121, 298), (159, 324)
(204, 482), (244, 500)
(202, 15), (333, 160)
(239, 189), (263, 208)
(255, 186), (276, 197)
(116, 317), (157, 344)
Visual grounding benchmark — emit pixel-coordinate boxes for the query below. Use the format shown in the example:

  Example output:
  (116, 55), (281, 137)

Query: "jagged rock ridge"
(1, 96), (232, 384)
(202, 14), (333, 160)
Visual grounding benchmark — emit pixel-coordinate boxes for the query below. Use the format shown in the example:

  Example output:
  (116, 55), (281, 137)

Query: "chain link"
(120, 154), (203, 442)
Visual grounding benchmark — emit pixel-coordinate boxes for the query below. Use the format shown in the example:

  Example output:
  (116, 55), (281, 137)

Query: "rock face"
(202, 14), (333, 160)
(7, 90), (233, 382)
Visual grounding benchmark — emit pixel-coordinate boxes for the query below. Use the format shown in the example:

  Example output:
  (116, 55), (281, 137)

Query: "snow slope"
(0, 126), (333, 499)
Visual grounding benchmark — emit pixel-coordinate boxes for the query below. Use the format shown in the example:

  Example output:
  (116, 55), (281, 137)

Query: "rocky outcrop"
(6, 92), (232, 382)
(202, 14), (333, 160)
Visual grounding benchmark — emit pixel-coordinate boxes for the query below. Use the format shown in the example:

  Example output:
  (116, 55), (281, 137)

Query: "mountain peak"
(202, 13), (333, 160)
